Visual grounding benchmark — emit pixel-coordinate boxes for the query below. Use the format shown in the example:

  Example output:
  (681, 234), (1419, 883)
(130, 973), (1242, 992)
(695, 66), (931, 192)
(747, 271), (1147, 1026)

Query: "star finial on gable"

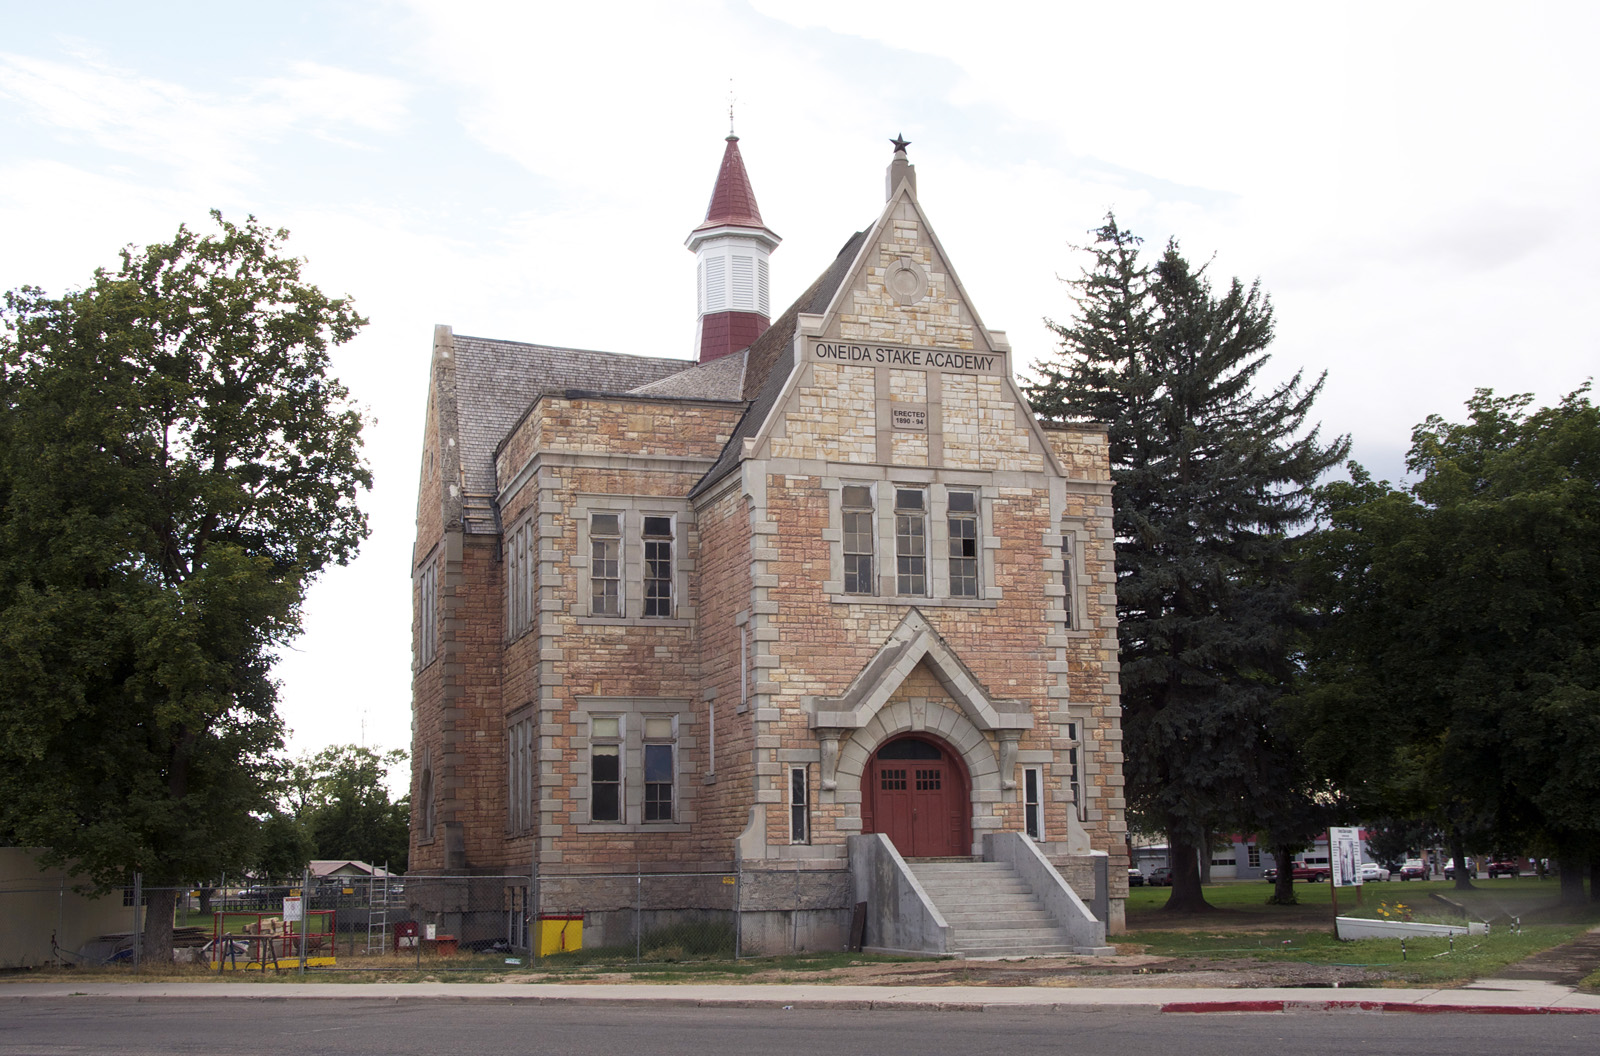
(890, 134), (910, 154)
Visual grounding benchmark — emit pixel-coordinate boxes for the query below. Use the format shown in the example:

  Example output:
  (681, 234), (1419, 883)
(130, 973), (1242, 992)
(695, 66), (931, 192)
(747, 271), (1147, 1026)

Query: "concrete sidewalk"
(2, 978), (1598, 1015)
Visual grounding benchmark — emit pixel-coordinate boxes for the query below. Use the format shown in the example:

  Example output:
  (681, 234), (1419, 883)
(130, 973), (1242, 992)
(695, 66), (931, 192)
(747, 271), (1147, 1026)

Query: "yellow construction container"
(537, 914), (583, 955)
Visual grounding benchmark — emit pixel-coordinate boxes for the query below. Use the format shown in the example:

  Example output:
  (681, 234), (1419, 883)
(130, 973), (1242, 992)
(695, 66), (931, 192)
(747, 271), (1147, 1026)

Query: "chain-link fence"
(8, 869), (754, 973)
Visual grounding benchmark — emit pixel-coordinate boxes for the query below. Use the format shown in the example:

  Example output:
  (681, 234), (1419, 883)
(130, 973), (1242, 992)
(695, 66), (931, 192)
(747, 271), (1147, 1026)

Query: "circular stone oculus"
(886, 258), (928, 305)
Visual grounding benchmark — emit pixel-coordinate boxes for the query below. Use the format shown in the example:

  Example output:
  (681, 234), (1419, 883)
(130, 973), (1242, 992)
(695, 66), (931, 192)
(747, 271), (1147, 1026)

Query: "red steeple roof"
(694, 135), (768, 233)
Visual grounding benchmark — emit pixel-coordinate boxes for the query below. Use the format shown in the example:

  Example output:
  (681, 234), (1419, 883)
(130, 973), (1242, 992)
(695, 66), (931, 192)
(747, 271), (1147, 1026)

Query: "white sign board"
(282, 895), (303, 922)
(1330, 827), (1362, 887)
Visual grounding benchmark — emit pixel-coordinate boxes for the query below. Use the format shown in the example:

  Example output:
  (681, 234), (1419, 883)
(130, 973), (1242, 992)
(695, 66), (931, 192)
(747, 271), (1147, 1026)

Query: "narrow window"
(590, 513), (621, 616)
(947, 490), (979, 597)
(591, 716), (622, 821)
(842, 485), (874, 595)
(643, 516), (673, 618)
(1023, 766), (1043, 840)
(1061, 532), (1077, 630)
(417, 560), (439, 667)
(506, 521), (533, 639)
(789, 766), (810, 844)
(895, 487), (926, 595)
(643, 716), (674, 822)
(507, 712), (534, 834)
(1247, 844), (1261, 868)
(1065, 721), (1086, 821)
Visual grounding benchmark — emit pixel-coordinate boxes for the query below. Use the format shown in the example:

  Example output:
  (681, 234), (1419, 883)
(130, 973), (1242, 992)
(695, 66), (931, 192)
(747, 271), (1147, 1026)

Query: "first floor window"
(643, 716), (675, 821)
(1023, 766), (1043, 840)
(643, 516), (673, 618)
(590, 513), (621, 616)
(1065, 721), (1087, 821)
(508, 711), (534, 834)
(789, 766), (810, 844)
(895, 487), (926, 595)
(591, 716), (622, 821)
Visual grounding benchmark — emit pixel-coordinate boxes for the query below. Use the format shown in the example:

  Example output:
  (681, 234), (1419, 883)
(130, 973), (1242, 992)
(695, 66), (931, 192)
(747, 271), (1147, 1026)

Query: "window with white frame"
(1022, 766), (1043, 840)
(643, 516), (673, 618)
(643, 716), (675, 822)
(590, 716), (622, 822)
(417, 558), (439, 668)
(894, 487), (927, 595)
(590, 513), (622, 616)
(507, 710), (534, 834)
(947, 490), (979, 598)
(506, 519), (534, 639)
(842, 485), (874, 594)
(1065, 721), (1087, 821)
(789, 766), (810, 844)
(1247, 843), (1261, 868)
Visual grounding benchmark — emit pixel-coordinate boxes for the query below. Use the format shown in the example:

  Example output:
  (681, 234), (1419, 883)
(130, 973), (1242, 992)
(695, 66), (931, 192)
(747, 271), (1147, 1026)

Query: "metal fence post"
(131, 872), (142, 972)
(734, 869), (742, 961)
(634, 865), (642, 963)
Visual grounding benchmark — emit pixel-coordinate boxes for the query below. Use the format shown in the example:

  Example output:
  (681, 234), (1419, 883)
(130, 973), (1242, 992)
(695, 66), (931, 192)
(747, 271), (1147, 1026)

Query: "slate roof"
(691, 135), (771, 236)
(627, 347), (747, 400)
(451, 335), (694, 519)
(689, 229), (868, 498)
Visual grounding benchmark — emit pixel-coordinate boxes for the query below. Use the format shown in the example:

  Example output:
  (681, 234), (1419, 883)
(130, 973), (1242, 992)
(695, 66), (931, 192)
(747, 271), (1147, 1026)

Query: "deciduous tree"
(0, 213), (369, 958)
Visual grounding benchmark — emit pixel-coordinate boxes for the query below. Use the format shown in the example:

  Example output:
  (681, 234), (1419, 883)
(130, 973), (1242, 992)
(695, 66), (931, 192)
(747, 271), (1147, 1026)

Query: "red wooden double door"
(862, 735), (970, 858)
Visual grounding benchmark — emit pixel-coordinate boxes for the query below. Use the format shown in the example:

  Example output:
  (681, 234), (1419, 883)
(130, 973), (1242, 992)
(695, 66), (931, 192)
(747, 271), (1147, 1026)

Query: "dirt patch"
(1494, 927), (1600, 985)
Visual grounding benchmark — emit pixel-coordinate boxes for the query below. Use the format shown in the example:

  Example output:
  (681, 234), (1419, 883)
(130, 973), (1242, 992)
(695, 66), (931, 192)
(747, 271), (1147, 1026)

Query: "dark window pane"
(644, 743), (673, 783)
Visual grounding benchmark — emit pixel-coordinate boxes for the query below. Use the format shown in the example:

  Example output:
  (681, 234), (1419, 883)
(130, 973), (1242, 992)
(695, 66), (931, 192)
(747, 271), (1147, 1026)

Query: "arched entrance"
(862, 734), (971, 858)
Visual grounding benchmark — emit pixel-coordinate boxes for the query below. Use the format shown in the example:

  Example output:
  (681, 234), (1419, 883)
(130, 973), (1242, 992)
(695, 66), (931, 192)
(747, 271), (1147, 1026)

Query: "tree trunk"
(1557, 857), (1586, 906)
(1163, 840), (1213, 912)
(1450, 834), (1474, 891)
(1267, 842), (1298, 905)
(1590, 858), (1600, 903)
(1199, 831), (1213, 885)
(198, 887), (215, 916)
(141, 887), (178, 964)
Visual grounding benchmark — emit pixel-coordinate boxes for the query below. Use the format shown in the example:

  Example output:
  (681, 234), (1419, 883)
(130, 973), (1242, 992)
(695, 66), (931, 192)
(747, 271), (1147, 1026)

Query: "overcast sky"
(4, 1), (1596, 775)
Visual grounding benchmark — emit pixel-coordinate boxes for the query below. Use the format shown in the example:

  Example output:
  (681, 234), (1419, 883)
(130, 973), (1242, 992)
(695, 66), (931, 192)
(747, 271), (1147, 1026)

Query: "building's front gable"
(755, 181), (1059, 478)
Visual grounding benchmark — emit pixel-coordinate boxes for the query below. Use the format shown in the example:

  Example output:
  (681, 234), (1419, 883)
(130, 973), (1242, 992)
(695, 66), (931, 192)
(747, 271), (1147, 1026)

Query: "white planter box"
(1335, 915), (1488, 941)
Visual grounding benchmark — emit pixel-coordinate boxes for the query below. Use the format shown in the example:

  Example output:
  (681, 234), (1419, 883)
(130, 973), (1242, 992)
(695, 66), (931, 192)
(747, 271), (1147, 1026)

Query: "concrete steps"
(906, 859), (1078, 957)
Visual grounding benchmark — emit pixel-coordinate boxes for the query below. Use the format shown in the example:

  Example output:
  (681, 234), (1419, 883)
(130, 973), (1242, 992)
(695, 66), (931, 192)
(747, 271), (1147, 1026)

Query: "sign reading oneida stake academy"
(811, 340), (1004, 376)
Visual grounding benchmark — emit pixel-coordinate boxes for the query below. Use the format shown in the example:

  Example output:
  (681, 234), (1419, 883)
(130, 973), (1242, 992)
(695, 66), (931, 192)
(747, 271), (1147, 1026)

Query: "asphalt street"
(1, 999), (1598, 1056)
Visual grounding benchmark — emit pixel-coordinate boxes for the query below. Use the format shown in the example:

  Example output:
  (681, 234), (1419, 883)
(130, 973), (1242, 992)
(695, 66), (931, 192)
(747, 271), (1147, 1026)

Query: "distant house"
(309, 860), (397, 882)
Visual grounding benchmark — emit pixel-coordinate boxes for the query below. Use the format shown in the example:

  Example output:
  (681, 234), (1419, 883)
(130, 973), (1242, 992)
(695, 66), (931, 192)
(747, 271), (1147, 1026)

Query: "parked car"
(1486, 860), (1522, 878)
(1128, 868), (1145, 887)
(1398, 858), (1427, 880)
(1263, 864), (1329, 883)
(1147, 866), (1174, 886)
(1359, 862), (1391, 881)
(1443, 859), (1477, 880)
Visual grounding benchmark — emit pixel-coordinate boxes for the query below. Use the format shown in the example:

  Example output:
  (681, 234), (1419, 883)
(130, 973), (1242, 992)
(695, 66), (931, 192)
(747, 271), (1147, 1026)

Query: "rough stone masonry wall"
(836, 202), (975, 350)
(689, 481), (757, 864)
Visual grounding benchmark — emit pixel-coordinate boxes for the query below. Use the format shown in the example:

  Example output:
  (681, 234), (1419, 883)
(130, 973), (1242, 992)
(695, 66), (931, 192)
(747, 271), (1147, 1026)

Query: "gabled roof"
(450, 334), (694, 529)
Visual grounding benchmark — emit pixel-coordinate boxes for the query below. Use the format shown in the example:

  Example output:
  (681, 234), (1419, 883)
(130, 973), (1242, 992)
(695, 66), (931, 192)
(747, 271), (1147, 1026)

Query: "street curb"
(1161, 999), (1600, 1015)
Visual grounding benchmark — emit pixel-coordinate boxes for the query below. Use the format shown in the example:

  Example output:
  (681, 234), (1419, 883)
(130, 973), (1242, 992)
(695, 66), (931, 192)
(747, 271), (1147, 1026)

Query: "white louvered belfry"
(695, 240), (771, 317)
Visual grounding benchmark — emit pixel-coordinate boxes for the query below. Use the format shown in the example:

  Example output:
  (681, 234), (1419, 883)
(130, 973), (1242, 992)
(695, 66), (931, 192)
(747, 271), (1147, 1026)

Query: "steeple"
(687, 134), (780, 363)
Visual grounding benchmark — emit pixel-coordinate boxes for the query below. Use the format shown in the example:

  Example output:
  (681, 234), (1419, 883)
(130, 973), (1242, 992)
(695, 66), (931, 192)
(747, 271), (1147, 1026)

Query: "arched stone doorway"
(861, 734), (971, 858)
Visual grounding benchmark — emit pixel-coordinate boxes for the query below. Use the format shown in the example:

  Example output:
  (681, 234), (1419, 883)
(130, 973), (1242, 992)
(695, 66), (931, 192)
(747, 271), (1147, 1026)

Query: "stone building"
(408, 135), (1128, 954)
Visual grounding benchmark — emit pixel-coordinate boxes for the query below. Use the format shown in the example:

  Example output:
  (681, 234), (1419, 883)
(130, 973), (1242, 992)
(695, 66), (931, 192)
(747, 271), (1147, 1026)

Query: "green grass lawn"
(1125, 876), (1599, 986)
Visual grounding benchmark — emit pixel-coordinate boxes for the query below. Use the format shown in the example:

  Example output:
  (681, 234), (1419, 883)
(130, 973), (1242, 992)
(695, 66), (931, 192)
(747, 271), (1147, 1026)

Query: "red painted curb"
(1161, 999), (1600, 1016)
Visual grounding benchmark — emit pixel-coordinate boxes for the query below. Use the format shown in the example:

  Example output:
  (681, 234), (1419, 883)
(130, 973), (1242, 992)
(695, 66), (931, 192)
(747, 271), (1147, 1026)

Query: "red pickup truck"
(1262, 864), (1331, 883)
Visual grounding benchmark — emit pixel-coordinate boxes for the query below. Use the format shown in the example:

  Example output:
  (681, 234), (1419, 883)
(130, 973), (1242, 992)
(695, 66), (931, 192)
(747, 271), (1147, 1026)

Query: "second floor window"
(843, 485), (874, 594)
(947, 491), (978, 597)
(643, 516), (673, 618)
(895, 487), (926, 595)
(590, 513), (621, 616)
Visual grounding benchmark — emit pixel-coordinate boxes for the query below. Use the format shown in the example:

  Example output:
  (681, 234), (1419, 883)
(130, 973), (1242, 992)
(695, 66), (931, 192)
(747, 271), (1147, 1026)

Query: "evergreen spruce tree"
(1030, 217), (1348, 912)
